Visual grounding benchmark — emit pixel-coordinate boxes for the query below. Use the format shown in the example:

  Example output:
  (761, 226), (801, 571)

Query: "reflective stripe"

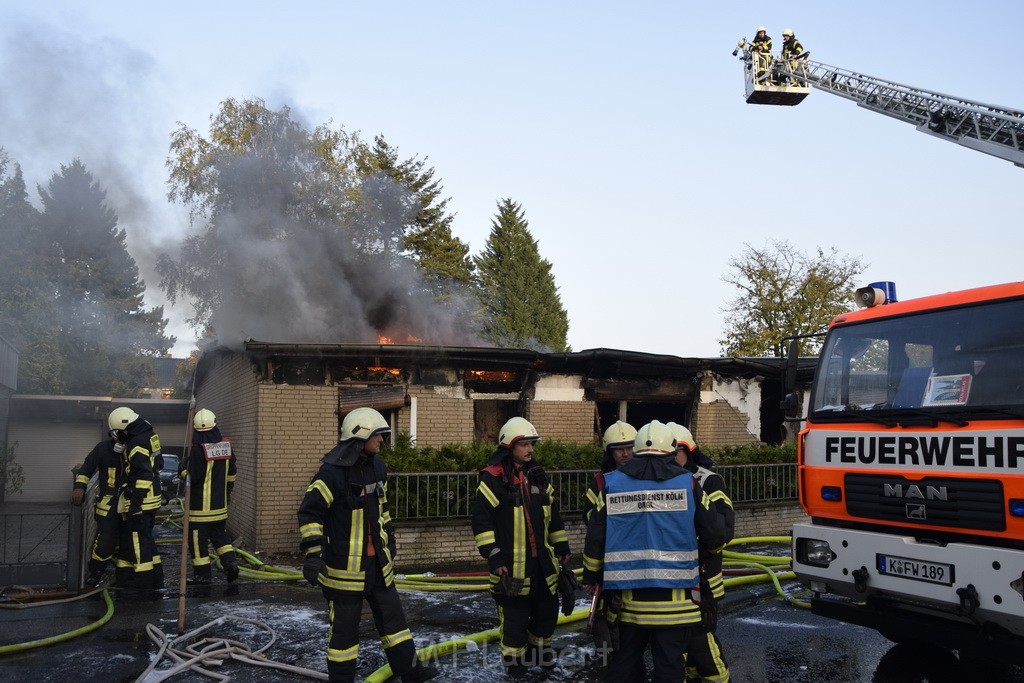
(299, 522), (323, 540)
(475, 530), (496, 548)
(347, 508), (363, 572)
(583, 554), (603, 572)
(606, 548), (698, 564)
(307, 479), (334, 506)
(478, 482), (500, 508)
(328, 643), (359, 663)
(604, 567), (699, 583)
(381, 628), (412, 649)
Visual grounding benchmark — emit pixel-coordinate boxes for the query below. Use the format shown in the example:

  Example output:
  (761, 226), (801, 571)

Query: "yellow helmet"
(341, 407), (391, 441)
(498, 417), (540, 448)
(633, 420), (677, 456)
(666, 422), (697, 451)
(108, 407), (139, 431)
(602, 421), (637, 451)
(194, 409), (217, 431)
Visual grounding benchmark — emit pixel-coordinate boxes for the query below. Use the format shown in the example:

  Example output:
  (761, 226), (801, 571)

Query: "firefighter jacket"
(751, 33), (772, 53)
(297, 440), (398, 595)
(73, 439), (123, 519)
(583, 454), (726, 628)
(583, 451), (621, 525)
(688, 449), (736, 599)
(472, 455), (571, 597)
(123, 418), (163, 515)
(782, 36), (804, 60)
(184, 426), (236, 523)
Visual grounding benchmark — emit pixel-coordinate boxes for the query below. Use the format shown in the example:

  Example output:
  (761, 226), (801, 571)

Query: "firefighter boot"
(400, 663), (440, 682)
(502, 655), (529, 679)
(190, 564), (212, 585)
(222, 551), (240, 583)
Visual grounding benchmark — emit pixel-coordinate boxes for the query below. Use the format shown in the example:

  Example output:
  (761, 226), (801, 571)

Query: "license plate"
(877, 554), (954, 586)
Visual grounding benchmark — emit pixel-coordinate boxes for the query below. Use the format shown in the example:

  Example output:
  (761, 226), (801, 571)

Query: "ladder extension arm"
(787, 59), (1024, 167)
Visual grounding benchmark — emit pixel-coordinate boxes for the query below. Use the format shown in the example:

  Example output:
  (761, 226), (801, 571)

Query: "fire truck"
(783, 281), (1024, 657)
(733, 38), (1024, 167)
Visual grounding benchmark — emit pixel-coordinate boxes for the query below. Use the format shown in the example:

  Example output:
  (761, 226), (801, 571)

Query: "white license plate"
(877, 554), (954, 586)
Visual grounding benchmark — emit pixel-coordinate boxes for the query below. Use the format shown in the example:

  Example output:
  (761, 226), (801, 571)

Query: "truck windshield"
(811, 298), (1024, 415)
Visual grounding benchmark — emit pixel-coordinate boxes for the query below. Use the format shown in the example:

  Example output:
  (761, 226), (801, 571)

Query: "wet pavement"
(8, 518), (1017, 682)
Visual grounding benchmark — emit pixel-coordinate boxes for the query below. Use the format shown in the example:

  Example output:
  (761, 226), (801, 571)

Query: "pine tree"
(355, 135), (474, 302)
(0, 151), (63, 393)
(36, 159), (173, 395)
(474, 199), (568, 351)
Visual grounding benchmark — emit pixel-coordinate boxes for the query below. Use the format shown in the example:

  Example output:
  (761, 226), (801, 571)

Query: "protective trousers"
(493, 589), (560, 669)
(88, 513), (121, 576)
(115, 512), (163, 590)
(325, 562), (417, 683)
(685, 629), (730, 682)
(607, 623), (690, 683)
(188, 520), (238, 581)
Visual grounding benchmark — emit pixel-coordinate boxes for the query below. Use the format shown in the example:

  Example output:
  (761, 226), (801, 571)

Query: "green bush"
(384, 433), (604, 473)
(705, 442), (796, 465)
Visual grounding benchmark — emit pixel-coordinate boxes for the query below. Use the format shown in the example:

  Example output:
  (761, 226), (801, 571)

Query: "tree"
(355, 135), (474, 303)
(474, 199), (569, 351)
(36, 159), (174, 395)
(160, 98), (479, 346)
(0, 150), (63, 393)
(719, 240), (865, 357)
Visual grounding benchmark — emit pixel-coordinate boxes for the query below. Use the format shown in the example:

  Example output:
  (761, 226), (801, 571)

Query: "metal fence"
(388, 463), (797, 520)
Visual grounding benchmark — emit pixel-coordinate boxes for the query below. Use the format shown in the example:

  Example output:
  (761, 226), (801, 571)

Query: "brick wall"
(694, 400), (760, 448)
(255, 383), (339, 554)
(404, 386), (475, 447)
(527, 401), (596, 443)
(390, 506), (806, 571)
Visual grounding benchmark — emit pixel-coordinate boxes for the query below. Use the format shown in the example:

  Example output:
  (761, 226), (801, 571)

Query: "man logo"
(884, 483), (948, 501)
(906, 503), (927, 520)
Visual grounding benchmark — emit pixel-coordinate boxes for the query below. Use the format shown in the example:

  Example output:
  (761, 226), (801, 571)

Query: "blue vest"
(603, 470), (699, 590)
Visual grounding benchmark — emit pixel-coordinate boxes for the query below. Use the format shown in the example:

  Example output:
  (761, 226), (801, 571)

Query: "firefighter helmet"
(108, 407), (138, 431)
(194, 409), (217, 432)
(602, 421), (637, 451)
(498, 417), (541, 448)
(666, 422), (697, 451)
(783, 28), (794, 37)
(341, 407), (391, 441)
(633, 420), (677, 456)
(757, 25), (766, 32)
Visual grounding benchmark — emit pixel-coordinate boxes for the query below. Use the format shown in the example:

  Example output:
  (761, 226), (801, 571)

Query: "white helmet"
(633, 420), (677, 456)
(498, 417), (540, 448)
(783, 28), (794, 37)
(108, 407), (139, 431)
(757, 26), (766, 32)
(666, 422), (697, 451)
(341, 407), (391, 441)
(602, 421), (637, 451)
(194, 409), (217, 432)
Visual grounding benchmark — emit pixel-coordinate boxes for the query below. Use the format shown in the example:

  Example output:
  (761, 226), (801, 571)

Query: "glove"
(71, 488), (85, 506)
(303, 553), (324, 588)
(126, 512), (145, 531)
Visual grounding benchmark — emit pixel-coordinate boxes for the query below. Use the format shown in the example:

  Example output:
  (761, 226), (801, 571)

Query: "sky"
(1, 1), (1021, 359)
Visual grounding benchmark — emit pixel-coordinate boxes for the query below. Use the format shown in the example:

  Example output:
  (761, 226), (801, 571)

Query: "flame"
(466, 370), (517, 382)
(377, 334), (424, 345)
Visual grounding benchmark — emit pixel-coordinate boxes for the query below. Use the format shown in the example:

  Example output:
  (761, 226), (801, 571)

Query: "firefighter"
(582, 421), (726, 682)
(750, 25), (773, 83)
(668, 422), (735, 683)
(180, 409), (239, 583)
(110, 406), (164, 590)
(298, 407), (439, 683)
(71, 416), (128, 586)
(472, 417), (571, 678)
(583, 421), (645, 677)
(780, 28), (805, 86)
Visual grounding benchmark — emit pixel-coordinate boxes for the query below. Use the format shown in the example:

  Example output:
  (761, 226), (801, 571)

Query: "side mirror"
(782, 391), (802, 419)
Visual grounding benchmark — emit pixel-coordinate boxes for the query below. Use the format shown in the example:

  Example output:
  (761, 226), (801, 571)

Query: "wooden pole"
(176, 376), (198, 635)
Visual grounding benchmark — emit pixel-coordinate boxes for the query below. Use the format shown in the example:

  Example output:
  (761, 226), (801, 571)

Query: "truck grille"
(845, 474), (1005, 531)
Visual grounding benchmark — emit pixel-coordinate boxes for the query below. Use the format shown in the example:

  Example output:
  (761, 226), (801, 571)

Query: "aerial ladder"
(734, 39), (1024, 167)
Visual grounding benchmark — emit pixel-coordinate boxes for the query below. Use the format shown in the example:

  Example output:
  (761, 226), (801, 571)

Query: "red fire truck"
(787, 281), (1024, 658)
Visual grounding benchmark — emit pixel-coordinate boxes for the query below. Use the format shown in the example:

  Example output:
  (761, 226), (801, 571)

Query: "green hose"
(0, 587), (115, 655)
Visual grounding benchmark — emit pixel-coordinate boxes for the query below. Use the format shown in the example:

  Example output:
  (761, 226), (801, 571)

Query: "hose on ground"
(0, 586), (114, 655)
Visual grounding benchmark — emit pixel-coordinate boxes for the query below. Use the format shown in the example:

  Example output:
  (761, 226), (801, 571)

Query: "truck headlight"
(796, 538), (836, 568)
